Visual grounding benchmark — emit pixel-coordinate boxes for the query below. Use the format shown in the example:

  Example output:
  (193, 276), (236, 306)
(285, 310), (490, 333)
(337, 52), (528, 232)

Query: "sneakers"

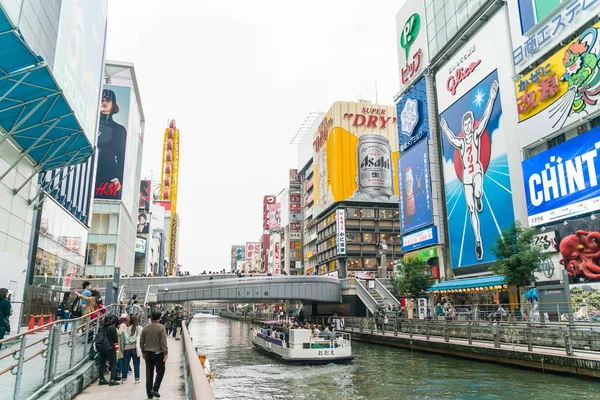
(99, 379), (109, 385)
(147, 393), (154, 399)
(135, 379), (141, 384)
(476, 241), (483, 260)
(121, 379), (127, 383)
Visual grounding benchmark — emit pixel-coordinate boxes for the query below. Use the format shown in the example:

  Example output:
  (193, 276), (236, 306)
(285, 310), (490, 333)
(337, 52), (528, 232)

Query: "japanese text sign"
(396, 0), (429, 94)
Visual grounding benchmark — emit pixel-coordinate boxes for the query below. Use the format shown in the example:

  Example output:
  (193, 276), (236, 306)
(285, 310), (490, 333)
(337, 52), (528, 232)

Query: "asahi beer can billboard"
(313, 101), (399, 217)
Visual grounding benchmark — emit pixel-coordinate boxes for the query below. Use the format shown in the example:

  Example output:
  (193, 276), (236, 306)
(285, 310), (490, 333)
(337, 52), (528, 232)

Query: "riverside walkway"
(73, 336), (185, 400)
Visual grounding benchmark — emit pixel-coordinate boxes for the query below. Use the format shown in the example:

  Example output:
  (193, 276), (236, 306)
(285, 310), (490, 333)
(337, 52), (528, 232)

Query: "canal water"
(188, 315), (600, 400)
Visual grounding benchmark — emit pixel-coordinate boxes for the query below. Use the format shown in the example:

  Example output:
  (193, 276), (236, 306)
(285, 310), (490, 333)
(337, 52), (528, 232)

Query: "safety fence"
(181, 323), (215, 400)
(310, 316), (600, 357)
(0, 304), (119, 400)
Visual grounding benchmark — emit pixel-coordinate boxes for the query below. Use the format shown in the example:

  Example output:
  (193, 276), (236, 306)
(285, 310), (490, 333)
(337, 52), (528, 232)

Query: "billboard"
(95, 85), (131, 200)
(336, 210), (346, 255)
(263, 195), (276, 230)
(135, 237), (146, 254)
(398, 139), (433, 235)
(402, 225), (438, 252)
(516, 22), (600, 148)
(508, 0), (600, 73)
(53, 0), (108, 142)
(522, 126), (600, 226)
(313, 102), (399, 216)
(268, 203), (281, 230)
(137, 212), (149, 234)
(435, 14), (515, 269)
(245, 242), (260, 260)
(396, 0), (429, 94)
(138, 180), (151, 212)
(397, 77), (429, 154)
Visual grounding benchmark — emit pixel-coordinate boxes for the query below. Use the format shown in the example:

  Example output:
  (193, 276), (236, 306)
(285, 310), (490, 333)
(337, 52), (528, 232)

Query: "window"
(380, 209), (395, 220)
(346, 208), (358, 218)
(362, 232), (375, 243)
(91, 213), (110, 234)
(548, 134), (566, 149)
(346, 232), (362, 243)
(363, 258), (377, 268)
(86, 243), (108, 265)
(359, 208), (375, 219)
(347, 258), (363, 269)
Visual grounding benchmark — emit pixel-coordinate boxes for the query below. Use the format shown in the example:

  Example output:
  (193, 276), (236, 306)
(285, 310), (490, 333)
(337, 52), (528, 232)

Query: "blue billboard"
(397, 77), (429, 154)
(398, 139), (433, 234)
(402, 226), (438, 252)
(439, 70), (515, 269)
(522, 126), (600, 226)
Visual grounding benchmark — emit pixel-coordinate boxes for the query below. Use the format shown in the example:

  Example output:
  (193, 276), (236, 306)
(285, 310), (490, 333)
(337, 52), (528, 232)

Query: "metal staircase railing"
(374, 279), (400, 308)
(353, 279), (379, 316)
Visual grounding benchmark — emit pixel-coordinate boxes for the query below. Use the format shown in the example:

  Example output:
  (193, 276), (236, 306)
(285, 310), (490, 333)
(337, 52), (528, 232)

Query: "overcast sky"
(105, 0), (404, 273)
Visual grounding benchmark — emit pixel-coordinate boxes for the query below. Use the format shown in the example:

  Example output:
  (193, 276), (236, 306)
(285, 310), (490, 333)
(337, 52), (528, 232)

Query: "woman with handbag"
(0, 288), (12, 349)
(121, 315), (142, 383)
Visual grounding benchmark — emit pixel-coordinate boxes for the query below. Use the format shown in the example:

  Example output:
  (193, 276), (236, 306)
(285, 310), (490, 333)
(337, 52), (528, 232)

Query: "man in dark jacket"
(98, 314), (120, 386)
(141, 310), (169, 399)
(173, 312), (183, 340)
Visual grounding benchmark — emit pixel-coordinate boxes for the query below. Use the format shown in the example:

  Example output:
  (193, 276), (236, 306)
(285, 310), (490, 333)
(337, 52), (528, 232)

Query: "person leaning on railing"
(73, 289), (101, 332)
(0, 288), (12, 349)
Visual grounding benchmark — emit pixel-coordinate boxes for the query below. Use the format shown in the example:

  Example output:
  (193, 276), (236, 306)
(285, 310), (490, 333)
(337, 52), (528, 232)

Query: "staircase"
(369, 289), (387, 308)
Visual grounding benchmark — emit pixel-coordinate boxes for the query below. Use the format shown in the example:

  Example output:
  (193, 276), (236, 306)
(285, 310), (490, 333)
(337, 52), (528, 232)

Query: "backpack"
(94, 327), (111, 355)
(71, 297), (81, 317)
(56, 303), (65, 319)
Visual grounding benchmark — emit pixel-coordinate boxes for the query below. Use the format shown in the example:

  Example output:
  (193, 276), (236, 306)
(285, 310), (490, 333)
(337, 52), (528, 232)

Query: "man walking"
(140, 310), (168, 399)
(173, 311), (183, 340)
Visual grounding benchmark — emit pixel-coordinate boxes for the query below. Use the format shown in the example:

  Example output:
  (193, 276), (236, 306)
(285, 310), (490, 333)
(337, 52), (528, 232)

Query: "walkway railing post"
(426, 320), (430, 340)
(49, 325), (61, 383)
(13, 335), (27, 400)
(564, 325), (574, 356)
(409, 319), (413, 338)
(394, 318), (398, 336)
(467, 321), (472, 345)
(444, 320), (449, 342)
(43, 323), (55, 385)
(526, 322), (533, 352)
(493, 323), (501, 348)
(69, 322), (77, 368)
(370, 318), (374, 335)
(82, 317), (91, 361)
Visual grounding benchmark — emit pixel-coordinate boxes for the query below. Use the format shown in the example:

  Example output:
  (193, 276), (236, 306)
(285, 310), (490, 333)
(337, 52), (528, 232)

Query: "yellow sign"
(516, 21), (600, 122)
(313, 101), (399, 217)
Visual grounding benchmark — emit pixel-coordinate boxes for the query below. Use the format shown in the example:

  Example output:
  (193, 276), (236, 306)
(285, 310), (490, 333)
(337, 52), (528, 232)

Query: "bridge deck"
(74, 336), (185, 399)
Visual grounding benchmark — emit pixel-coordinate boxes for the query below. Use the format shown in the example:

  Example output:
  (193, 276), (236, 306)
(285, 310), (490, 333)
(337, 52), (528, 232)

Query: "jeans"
(145, 352), (166, 394)
(122, 348), (140, 380)
(98, 349), (117, 382)
(62, 312), (70, 332)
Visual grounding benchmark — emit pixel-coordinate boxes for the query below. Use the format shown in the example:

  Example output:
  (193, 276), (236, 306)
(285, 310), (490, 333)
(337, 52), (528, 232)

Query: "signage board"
(508, 0), (600, 73)
(435, 13), (515, 269)
(245, 242), (260, 260)
(402, 226), (438, 252)
(336, 210), (346, 255)
(396, 0), (429, 94)
(533, 231), (559, 253)
(522, 126), (600, 225)
(398, 139), (433, 234)
(397, 77), (430, 154)
(516, 21), (600, 147)
(135, 237), (146, 254)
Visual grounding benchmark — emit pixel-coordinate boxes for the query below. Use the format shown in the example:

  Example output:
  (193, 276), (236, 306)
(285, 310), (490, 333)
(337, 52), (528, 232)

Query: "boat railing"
(308, 331), (351, 349)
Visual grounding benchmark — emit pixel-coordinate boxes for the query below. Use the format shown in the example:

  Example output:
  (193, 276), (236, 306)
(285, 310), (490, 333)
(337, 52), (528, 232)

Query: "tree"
(392, 255), (433, 298)
(490, 221), (550, 293)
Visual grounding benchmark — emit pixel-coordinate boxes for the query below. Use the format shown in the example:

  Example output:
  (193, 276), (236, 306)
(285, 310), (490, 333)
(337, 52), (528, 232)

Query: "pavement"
(74, 336), (186, 400)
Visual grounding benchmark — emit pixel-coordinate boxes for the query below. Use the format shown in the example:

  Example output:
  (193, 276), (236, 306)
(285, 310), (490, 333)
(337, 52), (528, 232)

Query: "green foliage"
(392, 255), (433, 298)
(489, 221), (550, 288)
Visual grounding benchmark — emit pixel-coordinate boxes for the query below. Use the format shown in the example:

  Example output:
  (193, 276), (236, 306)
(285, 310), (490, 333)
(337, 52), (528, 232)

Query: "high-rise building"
(85, 61), (145, 277)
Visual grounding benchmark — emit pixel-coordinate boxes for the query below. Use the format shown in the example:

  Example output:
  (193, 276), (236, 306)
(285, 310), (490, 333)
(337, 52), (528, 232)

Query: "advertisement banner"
(290, 203), (301, 212)
(313, 102), (399, 216)
(137, 212), (149, 234)
(522, 126), (600, 225)
(397, 77), (429, 154)
(290, 169), (300, 186)
(533, 231), (559, 253)
(274, 240), (281, 274)
(95, 85), (131, 200)
(53, 0), (108, 142)
(508, 0), (600, 73)
(517, 22), (600, 147)
(398, 139), (433, 234)
(268, 203), (281, 230)
(435, 14), (515, 269)
(290, 222), (301, 231)
(263, 195), (276, 230)
(289, 232), (301, 240)
(245, 242), (260, 260)
(290, 194), (301, 203)
(336, 209), (346, 255)
(138, 180), (151, 212)
(135, 237), (146, 254)
(402, 225), (438, 252)
(396, 0), (429, 94)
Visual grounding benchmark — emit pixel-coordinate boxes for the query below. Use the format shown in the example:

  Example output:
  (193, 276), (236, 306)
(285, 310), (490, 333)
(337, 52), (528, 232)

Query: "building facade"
(85, 61), (145, 277)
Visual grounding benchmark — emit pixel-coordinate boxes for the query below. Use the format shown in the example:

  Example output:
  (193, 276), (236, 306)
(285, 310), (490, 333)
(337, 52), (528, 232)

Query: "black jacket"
(107, 324), (119, 349)
(96, 113), (127, 199)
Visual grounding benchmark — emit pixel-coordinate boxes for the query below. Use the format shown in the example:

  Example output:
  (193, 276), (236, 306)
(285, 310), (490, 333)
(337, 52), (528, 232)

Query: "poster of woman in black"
(95, 88), (127, 199)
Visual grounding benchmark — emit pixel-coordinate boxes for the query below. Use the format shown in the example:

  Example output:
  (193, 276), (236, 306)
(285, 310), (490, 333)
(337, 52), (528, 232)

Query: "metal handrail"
(181, 323), (215, 400)
(352, 280), (379, 316)
(374, 279), (400, 308)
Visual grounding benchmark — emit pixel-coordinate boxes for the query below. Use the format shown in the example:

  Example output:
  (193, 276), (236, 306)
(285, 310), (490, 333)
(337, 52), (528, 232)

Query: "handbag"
(136, 333), (142, 358)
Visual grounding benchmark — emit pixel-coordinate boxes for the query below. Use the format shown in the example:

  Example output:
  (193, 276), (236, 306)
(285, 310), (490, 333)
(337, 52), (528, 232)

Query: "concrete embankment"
(344, 330), (600, 379)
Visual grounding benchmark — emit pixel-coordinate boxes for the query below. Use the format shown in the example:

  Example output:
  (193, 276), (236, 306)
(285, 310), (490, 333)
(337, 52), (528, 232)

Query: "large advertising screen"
(397, 76), (429, 154)
(53, 0), (108, 143)
(516, 21), (600, 148)
(139, 180), (151, 212)
(95, 85), (131, 200)
(522, 126), (600, 226)
(313, 102), (399, 217)
(435, 14), (515, 270)
(398, 139), (433, 235)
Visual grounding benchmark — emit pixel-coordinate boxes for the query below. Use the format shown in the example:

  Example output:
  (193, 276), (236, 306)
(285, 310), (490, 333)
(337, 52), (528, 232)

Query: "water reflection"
(188, 315), (600, 400)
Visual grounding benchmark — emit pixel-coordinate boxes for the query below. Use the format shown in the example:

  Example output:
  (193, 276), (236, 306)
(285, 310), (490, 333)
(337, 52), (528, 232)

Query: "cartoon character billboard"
(517, 21), (600, 148)
(435, 14), (515, 269)
(313, 101), (399, 217)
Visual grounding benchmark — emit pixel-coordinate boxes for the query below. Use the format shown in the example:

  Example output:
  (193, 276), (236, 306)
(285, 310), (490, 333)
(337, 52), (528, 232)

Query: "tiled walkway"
(74, 336), (186, 400)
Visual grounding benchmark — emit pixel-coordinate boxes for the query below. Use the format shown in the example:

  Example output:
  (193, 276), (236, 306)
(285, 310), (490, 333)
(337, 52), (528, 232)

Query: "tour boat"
(251, 327), (353, 365)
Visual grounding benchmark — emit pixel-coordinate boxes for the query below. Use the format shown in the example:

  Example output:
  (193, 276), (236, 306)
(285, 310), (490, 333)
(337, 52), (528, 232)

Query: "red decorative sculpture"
(559, 230), (600, 279)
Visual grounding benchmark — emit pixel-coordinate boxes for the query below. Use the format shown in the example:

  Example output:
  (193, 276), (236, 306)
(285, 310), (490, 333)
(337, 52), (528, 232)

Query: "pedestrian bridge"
(69, 275), (343, 303)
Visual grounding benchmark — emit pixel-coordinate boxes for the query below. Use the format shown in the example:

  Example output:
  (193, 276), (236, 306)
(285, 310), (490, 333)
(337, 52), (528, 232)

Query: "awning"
(428, 275), (507, 292)
(0, 7), (93, 194)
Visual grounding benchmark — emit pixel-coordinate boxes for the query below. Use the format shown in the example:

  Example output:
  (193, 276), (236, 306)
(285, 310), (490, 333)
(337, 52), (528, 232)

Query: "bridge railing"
(181, 323), (215, 400)
(312, 315), (600, 357)
(0, 304), (119, 400)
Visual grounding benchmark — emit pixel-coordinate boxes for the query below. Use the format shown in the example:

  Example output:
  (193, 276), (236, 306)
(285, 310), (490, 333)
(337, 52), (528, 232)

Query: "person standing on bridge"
(141, 310), (168, 399)
(173, 311), (183, 340)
